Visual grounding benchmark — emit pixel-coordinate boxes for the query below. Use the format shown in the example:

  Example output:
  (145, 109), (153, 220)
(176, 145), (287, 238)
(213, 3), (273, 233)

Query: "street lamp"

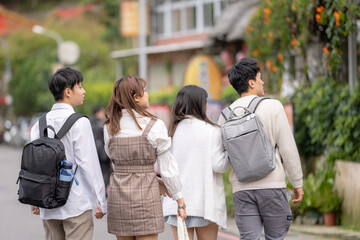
(32, 25), (80, 66)
(32, 25), (63, 47)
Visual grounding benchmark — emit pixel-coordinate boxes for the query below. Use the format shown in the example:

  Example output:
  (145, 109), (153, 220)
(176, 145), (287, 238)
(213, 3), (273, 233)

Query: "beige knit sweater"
(218, 95), (303, 193)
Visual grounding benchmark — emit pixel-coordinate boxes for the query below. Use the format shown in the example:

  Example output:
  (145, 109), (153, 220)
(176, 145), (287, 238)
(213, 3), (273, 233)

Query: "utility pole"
(348, 0), (358, 94)
(139, 0), (147, 79)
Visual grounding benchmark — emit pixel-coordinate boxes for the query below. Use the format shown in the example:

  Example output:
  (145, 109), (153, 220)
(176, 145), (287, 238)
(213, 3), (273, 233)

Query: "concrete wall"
(148, 61), (188, 90)
(334, 160), (360, 228)
(148, 63), (167, 90)
(172, 61), (187, 87)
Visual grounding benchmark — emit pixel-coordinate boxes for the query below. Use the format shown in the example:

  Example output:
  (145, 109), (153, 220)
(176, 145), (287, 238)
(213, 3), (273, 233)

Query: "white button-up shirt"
(30, 103), (107, 220)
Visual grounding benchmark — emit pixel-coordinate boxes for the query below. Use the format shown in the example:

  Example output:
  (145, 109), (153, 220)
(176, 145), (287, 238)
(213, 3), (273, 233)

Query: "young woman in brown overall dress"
(103, 76), (187, 240)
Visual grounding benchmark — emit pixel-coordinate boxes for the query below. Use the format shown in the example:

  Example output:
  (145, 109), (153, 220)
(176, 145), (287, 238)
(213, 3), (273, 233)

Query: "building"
(111, 0), (259, 91)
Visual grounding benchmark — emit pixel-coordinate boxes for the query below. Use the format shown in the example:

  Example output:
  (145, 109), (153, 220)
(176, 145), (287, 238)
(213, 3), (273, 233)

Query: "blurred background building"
(111, 0), (259, 91)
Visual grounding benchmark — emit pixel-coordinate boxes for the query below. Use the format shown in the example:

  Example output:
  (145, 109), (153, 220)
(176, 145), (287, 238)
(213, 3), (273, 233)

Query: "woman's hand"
(177, 208), (187, 221)
(157, 177), (172, 198)
(176, 198), (187, 221)
(94, 202), (106, 219)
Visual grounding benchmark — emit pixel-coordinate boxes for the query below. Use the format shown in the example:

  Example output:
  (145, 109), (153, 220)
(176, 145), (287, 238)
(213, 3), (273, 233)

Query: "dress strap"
(142, 118), (157, 137)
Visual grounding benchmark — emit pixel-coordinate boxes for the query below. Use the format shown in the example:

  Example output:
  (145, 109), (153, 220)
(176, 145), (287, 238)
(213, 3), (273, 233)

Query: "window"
(153, 0), (228, 37)
(156, 12), (165, 34)
(171, 9), (182, 32)
(204, 3), (214, 28)
(186, 7), (196, 30)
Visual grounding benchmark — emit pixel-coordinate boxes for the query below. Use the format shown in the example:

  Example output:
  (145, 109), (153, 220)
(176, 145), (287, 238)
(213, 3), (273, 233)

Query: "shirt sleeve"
(30, 121), (40, 141)
(72, 118), (107, 213)
(274, 101), (303, 188)
(147, 119), (183, 200)
(211, 127), (231, 173)
(103, 124), (110, 158)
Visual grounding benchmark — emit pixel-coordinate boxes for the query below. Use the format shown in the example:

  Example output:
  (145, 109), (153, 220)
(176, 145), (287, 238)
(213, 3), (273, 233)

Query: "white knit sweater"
(218, 95), (303, 193)
(162, 117), (230, 229)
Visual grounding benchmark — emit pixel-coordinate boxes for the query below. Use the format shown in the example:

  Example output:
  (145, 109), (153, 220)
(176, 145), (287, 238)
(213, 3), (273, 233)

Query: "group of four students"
(30, 57), (303, 240)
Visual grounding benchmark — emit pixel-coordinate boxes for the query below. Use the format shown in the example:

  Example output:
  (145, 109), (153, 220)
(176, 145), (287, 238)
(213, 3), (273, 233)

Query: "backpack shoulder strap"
(247, 97), (269, 113)
(57, 113), (88, 139)
(221, 107), (232, 121)
(39, 113), (48, 137)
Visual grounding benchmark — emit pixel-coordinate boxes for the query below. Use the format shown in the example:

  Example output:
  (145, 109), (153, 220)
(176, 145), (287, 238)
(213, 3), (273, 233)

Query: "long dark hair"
(104, 76), (156, 136)
(168, 85), (218, 137)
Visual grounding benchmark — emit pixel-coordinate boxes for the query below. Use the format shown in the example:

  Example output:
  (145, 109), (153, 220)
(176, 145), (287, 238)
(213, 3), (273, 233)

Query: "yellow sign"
(120, 1), (139, 37)
(184, 55), (222, 101)
(120, 1), (149, 37)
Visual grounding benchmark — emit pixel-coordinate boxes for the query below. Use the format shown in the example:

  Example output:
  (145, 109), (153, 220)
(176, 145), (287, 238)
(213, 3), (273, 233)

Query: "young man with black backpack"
(28, 67), (106, 240)
(218, 58), (304, 240)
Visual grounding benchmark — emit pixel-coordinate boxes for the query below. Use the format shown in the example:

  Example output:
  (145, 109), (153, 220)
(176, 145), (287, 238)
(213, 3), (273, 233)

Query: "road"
(0, 144), (330, 240)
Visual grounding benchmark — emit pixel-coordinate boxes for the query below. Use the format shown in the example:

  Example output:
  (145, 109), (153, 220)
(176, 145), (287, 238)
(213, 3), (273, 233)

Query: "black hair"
(227, 58), (260, 95)
(168, 85), (217, 137)
(92, 105), (103, 116)
(48, 67), (83, 101)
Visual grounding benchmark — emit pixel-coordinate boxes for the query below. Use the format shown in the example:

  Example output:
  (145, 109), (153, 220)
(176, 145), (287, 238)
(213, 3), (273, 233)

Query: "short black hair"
(48, 67), (83, 101)
(92, 105), (103, 116)
(227, 58), (260, 95)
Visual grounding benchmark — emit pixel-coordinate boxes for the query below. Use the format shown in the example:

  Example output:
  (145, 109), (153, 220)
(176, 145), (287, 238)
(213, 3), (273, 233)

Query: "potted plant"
(318, 169), (342, 226)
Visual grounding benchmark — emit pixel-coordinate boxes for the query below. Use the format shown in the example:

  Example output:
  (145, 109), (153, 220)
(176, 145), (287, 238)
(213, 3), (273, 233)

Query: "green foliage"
(6, 8), (116, 116)
(245, 0), (360, 89)
(293, 76), (360, 162)
(295, 162), (342, 214)
(148, 87), (180, 106)
(327, 85), (360, 162)
(297, 173), (321, 213)
(220, 86), (238, 105)
(7, 31), (55, 116)
(75, 81), (114, 116)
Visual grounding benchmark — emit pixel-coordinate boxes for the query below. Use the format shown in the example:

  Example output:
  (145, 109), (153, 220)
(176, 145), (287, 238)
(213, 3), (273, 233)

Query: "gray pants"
(233, 189), (292, 240)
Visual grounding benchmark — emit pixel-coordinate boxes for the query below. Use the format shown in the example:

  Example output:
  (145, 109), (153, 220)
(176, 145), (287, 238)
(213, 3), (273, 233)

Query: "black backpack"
(17, 113), (87, 209)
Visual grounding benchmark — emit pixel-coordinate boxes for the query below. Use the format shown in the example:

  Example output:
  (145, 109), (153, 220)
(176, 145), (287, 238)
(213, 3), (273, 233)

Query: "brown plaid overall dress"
(107, 119), (164, 236)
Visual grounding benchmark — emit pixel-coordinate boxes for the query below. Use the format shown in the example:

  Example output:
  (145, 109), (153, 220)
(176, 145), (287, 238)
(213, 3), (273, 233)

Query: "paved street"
(0, 144), (330, 240)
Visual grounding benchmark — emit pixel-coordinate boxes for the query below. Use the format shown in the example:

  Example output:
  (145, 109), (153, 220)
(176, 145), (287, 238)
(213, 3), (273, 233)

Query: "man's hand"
(94, 202), (106, 219)
(31, 206), (40, 215)
(157, 177), (172, 198)
(292, 187), (304, 204)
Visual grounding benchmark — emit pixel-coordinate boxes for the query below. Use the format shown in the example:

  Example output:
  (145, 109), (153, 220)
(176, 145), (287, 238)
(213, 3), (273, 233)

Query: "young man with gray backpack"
(18, 67), (107, 240)
(218, 58), (304, 240)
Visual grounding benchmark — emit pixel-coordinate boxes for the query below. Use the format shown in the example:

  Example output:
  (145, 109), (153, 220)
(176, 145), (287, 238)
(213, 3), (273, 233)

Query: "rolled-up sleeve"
(147, 120), (183, 200)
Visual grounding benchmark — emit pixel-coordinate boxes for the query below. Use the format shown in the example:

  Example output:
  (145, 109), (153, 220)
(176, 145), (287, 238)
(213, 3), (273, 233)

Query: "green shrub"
(148, 87), (180, 106)
(220, 86), (238, 105)
(291, 77), (360, 162)
(327, 85), (360, 162)
(75, 81), (114, 116)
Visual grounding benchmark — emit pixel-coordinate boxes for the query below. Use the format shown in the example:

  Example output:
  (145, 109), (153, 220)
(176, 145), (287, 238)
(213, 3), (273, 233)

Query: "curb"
(290, 225), (360, 240)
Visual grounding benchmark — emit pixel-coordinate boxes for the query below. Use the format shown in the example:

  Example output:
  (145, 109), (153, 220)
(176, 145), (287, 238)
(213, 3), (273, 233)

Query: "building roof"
(208, 0), (259, 43)
(111, 40), (205, 59)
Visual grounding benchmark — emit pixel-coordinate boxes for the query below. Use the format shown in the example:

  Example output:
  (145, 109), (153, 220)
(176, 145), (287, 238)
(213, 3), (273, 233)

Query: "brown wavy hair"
(168, 85), (218, 137)
(104, 76), (156, 136)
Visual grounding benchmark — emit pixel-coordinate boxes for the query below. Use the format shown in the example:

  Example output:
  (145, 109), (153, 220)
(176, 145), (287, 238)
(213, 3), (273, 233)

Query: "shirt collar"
(51, 103), (75, 112)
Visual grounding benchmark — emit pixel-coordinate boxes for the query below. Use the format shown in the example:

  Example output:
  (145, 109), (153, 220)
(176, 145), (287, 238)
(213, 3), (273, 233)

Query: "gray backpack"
(221, 97), (276, 182)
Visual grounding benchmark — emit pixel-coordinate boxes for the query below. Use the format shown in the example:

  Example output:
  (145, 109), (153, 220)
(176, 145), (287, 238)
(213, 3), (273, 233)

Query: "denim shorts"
(164, 215), (212, 228)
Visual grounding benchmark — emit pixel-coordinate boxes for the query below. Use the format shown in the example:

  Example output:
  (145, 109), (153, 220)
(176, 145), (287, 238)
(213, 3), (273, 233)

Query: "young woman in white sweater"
(162, 85), (230, 240)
